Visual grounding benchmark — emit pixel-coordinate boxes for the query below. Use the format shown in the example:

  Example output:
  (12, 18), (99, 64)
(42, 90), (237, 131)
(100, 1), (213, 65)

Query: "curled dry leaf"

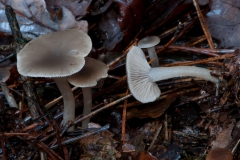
(45, 0), (92, 19)
(90, 0), (145, 51)
(0, 0), (88, 38)
(210, 122), (234, 149)
(90, 0), (113, 16)
(127, 93), (176, 119)
(98, 9), (122, 50)
(206, 0), (240, 48)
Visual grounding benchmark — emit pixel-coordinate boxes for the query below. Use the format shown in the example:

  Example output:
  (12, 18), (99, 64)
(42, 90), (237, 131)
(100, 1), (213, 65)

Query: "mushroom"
(17, 29), (92, 130)
(67, 57), (108, 128)
(126, 46), (219, 103)
(0, 68), (18, 108)
(138, 36), (160, 67)
(206, 148), (233, 160)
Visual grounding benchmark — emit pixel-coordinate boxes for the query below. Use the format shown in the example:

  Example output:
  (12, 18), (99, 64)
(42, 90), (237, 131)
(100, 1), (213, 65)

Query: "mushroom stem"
(149, 66), (219, 84)
(82, 87), (92, 128)
(147, 47), (159, 67)
(0, 82), (18, 108)
(54, 77), (75, 131)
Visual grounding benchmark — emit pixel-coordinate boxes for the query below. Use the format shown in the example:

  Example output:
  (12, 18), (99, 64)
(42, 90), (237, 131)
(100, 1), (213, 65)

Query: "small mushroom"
(126, 46), (219, 103)
(67, 57), (108, 128)
(206, 148), (233, 160)
(138, 36), (160, 67)
(0, 68), (18, 108)
(17, 29), (92, 131)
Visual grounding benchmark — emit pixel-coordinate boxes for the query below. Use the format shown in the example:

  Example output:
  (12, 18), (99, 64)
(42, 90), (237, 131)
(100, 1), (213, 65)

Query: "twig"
(73, 94), (132, 125)
(51, 124), (110, 149)
(36, 142), (57, 160)
(108, 34), (139, 70)
(0, 53), (15, 63)
(5, 5), (41, 119)
(3, 133), (29, 137)
(121, 89), (129, 144)
(158, 21), (189, 39)
(165, 45), (235, 55)
(231, 138), (240, 153)
(1, 2), (56, 31)
(45, 87), (78, 109)
(39, 142), (64, 160)
(186, 35), (206, 46)
(156, 17), (197, 54)
(164, 114), (168, 141)
(193, 0), (215, 49)
(0, 134), (6, 160)
(147, 124), (162, 151)
(163, 53), (236, 67)
(22, 122), (39, 132)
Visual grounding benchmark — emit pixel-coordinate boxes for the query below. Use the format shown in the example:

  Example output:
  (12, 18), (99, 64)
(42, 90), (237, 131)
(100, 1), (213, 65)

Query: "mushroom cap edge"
(126, 46), (160, 103)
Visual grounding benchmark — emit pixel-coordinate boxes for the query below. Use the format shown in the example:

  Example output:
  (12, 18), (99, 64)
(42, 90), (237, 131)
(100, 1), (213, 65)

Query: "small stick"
(3, 133), (29, 137)
(193, 0), (215, 49)
(156, 18), (197, 54)
(22, 122), (39, 132)
(40, 132), (57, 142)
(73, 94), (132, 126)
(18, 96), (24, 128)
(163, 53), (236, 67)
(164, 114), (168, 141)
(108, 30), (140, 70)
(121, 89), (129, 144)
(5, 5), (41, 120)
(231, 138), (240, 153)
(166, 45), (235, 55)
(0, 53), (15, 63)
(108, 75), (121, 80)
(147, 124), (162, 151)
(158, 22), (189, 39)
(36, 143), (57, 160)
(51, 124), (110, 149)
(0, 134), (6, 160)
(186, 35), (206, 46)
(45, 87), (78, 109)
(39, 141), (64, 160)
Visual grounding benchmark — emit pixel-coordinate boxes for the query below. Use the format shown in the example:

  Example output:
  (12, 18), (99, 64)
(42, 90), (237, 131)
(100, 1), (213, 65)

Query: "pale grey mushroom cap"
(67, 57), (109, 87)
(126, 46), (160, 103)
(17, 29), (92, 77)
(0, 68), (10, 82)
(137, 36), (160, 48)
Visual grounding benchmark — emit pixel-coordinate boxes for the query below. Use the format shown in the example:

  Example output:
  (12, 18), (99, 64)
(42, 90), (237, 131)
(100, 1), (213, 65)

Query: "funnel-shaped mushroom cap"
(67, 57), (109, 87)
(138, 36), (160, 48)
(0, 68), (10, 82)
(126, 46), (160, 103)
(17, 29), (92, 77)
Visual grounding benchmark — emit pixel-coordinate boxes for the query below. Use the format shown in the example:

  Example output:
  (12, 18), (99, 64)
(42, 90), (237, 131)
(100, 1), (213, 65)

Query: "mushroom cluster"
(17, 29), (108, 130)
(126, 46), (219, 103)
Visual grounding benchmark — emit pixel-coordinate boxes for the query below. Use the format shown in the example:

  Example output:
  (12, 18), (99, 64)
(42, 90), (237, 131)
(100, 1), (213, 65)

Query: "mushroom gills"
(126, 46), (219, 103)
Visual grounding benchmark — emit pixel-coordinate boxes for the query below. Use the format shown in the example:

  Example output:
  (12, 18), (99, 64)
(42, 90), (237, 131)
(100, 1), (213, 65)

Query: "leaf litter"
(0, 0), (240, 159)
